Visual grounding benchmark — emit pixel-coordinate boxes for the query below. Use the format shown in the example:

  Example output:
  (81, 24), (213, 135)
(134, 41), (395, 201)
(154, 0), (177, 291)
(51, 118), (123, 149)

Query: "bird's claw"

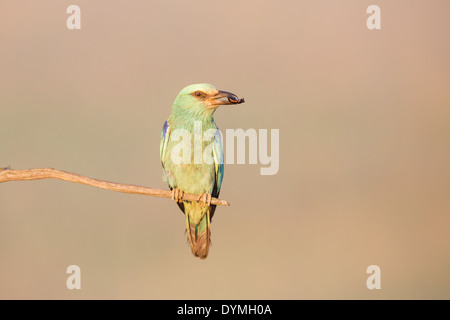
(197, 193), (212, 207)
(171, 188), (184, 203)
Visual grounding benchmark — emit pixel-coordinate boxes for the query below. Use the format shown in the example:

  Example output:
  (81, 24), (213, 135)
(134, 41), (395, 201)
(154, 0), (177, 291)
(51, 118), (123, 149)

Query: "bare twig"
(0, 167), (229, 206)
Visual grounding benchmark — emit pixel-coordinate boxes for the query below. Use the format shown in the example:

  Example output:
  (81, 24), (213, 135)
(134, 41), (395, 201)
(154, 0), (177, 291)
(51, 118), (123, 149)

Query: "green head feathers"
(170, 83), (244, 122)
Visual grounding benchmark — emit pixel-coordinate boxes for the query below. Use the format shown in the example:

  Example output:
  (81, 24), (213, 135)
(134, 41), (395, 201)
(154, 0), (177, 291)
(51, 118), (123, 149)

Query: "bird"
(160, 83), (244, 259)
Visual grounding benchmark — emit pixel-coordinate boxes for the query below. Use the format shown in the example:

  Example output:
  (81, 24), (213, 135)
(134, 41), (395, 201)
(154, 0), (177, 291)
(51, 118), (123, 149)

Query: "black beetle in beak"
(209, 90), (245, 106)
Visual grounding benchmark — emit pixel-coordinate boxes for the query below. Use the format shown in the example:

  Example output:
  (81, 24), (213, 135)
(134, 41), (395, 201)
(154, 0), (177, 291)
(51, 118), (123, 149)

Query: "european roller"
(160, 84), (244, 259)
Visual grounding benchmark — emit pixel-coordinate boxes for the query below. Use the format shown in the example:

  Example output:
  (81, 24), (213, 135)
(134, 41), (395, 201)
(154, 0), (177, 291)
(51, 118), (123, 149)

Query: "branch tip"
(0, 167), (230, 207)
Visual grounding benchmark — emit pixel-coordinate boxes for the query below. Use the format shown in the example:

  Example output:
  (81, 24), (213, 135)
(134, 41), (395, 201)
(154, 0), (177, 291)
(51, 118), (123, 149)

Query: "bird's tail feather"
(186, 211), (211, 259)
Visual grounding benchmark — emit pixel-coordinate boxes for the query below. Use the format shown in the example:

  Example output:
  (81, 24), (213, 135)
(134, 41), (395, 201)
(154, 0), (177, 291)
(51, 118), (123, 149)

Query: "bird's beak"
(209, 90), (245, 106)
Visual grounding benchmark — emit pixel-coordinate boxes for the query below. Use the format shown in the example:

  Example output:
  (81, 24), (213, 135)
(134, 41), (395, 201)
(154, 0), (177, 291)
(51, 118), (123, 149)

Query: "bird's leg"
(197, 193), (212, 207)
(171, 188), (184, 203)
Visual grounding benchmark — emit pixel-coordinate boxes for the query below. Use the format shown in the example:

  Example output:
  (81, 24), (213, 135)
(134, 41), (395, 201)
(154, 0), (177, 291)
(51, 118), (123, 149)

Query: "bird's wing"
(160, 120), (174, 189)
(160, 120), (171, 168)
(212, 129), (224, 197)
(209, 129), (224, 220)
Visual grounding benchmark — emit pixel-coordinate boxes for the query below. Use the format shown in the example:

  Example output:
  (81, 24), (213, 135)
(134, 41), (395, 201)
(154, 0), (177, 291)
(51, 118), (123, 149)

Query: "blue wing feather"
(160, 120), (172, 188)
(160, 120), (169, 161)
(162, 121), (169, 139)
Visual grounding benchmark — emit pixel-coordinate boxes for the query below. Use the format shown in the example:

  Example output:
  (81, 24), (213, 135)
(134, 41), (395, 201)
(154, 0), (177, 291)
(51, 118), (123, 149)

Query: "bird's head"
(171, 83), (244, 119)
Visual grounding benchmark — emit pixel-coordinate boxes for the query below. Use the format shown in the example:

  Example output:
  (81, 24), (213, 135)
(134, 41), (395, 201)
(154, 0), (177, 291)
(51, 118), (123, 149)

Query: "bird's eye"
(195, 91), (202, 97)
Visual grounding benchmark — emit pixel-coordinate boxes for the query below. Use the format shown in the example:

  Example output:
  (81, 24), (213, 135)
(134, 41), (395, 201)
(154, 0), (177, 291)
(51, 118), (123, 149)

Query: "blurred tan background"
(0, 0), (449, 299)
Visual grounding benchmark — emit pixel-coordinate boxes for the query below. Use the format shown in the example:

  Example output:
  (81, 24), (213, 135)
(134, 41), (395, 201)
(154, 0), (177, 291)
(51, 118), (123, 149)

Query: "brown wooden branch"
(0, 167), (229, 207)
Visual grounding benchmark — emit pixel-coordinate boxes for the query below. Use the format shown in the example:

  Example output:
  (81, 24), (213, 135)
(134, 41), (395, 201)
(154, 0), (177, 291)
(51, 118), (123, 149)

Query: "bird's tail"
(186, 210), (211, 259)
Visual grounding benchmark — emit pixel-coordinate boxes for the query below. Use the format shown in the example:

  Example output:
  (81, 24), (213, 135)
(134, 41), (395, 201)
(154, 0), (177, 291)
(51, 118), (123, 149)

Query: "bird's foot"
(171, 188), (184, 203)
(197, 193), (212, 207)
